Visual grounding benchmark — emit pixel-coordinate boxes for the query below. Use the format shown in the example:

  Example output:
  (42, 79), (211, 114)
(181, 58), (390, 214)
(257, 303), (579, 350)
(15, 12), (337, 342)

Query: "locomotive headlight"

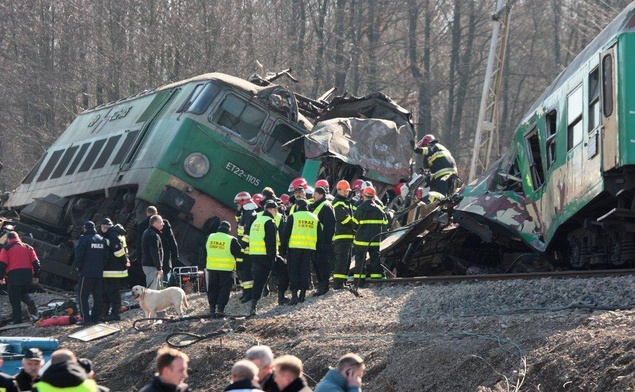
(183, 153), (210, 178)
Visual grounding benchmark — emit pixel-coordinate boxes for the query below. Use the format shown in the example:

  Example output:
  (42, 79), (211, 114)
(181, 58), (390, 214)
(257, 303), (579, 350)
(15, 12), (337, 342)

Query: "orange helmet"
(336, 180), (351, 191)
(315, 179), (330, 190)
(363, 186), (376, 198)
(288, 177), (308, 192)
(417, 134), (436, 148)
(352, 179), (365, 192)
(280, 194), (290, 206)
(252, 193), (264, 208)
(234, 191), (252, 206)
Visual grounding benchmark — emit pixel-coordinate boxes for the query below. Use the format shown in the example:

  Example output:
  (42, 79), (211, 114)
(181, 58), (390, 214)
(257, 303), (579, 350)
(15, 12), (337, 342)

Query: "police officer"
(205, 221), (242, 316)
(234, 192), (258, 304)
(75, 221), (107, 325)
(352, 187), (387, 286)
(280, 199), (320, 305)
(414, 134), (459, 196)
(0, 231), (40, 324)
(248, 200), (280, 316)
(332, 180), (355, 290)
(310, 186), (335, 296)
(99, 218), (130, 321)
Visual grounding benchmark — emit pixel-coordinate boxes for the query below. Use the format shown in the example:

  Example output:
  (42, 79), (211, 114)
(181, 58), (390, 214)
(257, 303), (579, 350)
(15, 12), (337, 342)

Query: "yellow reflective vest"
(288, 211), (319, 250)
(205, 232), (235, 271)
(33, 380), (98, 392)
(249, 215), (274, 256)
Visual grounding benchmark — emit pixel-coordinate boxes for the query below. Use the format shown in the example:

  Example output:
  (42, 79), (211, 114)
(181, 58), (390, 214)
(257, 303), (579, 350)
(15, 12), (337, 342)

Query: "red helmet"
(352, 179), (365, 192)
(280, 194), (290, 206)
(363, 186), (376, 198)
(234, 191), (252, 206)
(252, 193), (264, 208)
(417, 134), (436, 148)
(315, 179), (330, 190)
(336, 180), (351, 191)
(288, 177), (308, 192)
(394, 182), (407, 196)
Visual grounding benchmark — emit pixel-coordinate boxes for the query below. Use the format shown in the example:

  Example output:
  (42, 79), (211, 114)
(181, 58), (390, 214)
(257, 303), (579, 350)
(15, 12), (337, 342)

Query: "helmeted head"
(417, 134), (436, 148)
(280, 194), (290, 207)
(252, 194), (264, 208)
(234, 191), (252, 206)
(315, 179), (329, 191)
(363, 186), (376, 199)
(394, 182), (407, 196)
(351, 179), (365, 194)
(288, 177), (308, 193)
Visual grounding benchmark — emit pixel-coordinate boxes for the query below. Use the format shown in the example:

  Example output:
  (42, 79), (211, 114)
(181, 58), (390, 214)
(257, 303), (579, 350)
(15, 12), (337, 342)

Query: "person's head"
(363, 186), (376, 201)
(272, 355), (303, 390)
(231, 359), (260, 384)
(82, 221), (95, 233)
(294, 198), (308, 212)
(50, 349), (77, 365)
(313, 186), (326, 201)
(263, 200), (278, 217)
(245, 345), (274, 382)
(336, 180), (351, 198)
(146, 206), (158, 217)
(293, 186), (306, 200)
(262, 187), (276, 200)
(78, 358), (95, 379)
(150, 215), (164, 231)
(100, 218), (113, 233)
(22, 348), (44, 379)
(156, 347), (189, 385)
(218, 221), (231, 234)
(336, 353), (365, 380)
(6, 231), (19, 242)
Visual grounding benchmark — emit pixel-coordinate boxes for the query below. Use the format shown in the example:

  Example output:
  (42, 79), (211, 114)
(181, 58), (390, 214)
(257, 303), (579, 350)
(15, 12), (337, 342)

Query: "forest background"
(0, 0), (632, 190)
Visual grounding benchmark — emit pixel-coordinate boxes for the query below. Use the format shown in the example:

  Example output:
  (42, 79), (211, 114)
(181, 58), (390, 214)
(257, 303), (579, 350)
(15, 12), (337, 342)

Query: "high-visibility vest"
(249, 215), (273, 256)
(205, 232), (235, 271)
(312, 199), (331, 216)
(34, 380), (98, 391)
(288, 211), (319, 250)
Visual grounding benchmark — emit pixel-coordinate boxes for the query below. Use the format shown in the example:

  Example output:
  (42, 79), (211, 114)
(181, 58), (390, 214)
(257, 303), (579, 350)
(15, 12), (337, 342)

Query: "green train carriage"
(2, 73), (316, 286)
(458, 3), (635, 268)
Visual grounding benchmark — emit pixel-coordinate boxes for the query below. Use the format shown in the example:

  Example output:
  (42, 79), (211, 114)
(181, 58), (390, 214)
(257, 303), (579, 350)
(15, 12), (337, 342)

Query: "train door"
(600, 46), (618, 172)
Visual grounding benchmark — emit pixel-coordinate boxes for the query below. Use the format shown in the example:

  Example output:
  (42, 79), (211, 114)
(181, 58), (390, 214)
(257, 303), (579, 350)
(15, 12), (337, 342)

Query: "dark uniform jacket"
(14, 368), (35, 391)
(309, 198), (335, 248)
(141, 226), (164, 269)
(279, 377), (312, 392)
(223, 378), (263, 391)
(250, 211), (278, 265)
(332, 194), (355, 241)
(0, 239), (41, 284)
(0, 371), (18, 392)
(414, 141), (458, 179)
(75, 229), (107, 278)
(136, 216), (151, 262)
(353, 200), (387, 246)
(159, 220), (179, 271)
(32, 361), (106, 391)
(139, 376), (189, 392)
(102, 224), (129, 276)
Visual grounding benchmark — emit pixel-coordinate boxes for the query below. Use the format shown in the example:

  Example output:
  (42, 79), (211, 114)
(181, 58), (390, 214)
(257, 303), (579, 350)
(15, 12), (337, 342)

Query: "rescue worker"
(234, 191), (258, 304)
(414, 134), (459, 196)
(248, 200), (280, 316)
(0, 231), (40, 324)
(99, 218), (130, 321)
(352, 186), (387, 285)
(75, 221), (107, 325)
(332, 180), (355, 290)
(315, 179), (334, 201)
(32, 349), (103, 392)
(261, 187), (290, 305)
(205, 220), (242, 316)
(309, 186), (335, 296)
(288, 178), (312, 215)
(280, 199), (320, 305)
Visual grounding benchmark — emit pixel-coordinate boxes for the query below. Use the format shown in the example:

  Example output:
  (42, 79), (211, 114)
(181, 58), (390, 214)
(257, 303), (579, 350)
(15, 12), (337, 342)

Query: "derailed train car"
(385, 3), (635, 276)
(0, 71), (414, 288)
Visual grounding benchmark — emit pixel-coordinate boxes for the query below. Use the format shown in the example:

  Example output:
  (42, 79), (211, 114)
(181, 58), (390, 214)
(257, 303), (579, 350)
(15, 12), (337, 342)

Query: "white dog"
(131, 285), (189, 318)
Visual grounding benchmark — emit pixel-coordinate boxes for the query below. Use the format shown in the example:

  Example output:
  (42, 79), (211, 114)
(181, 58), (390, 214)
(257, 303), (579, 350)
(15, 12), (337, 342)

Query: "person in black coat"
(271, 356), (312, 392)
(75, 221), (107, 325)
(141, 215), (164, 289)
(14, 348), (43, 391)
(140, 347), (190, 392)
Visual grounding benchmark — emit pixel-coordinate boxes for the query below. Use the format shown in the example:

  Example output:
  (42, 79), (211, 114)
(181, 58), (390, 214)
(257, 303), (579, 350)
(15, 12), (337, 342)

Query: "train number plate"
(225, 162), (261, 187)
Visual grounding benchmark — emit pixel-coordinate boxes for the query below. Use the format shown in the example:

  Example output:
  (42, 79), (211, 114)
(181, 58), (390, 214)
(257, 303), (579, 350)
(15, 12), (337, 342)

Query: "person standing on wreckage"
(0, 231), (41, 324)
(205, 220), (243, 317)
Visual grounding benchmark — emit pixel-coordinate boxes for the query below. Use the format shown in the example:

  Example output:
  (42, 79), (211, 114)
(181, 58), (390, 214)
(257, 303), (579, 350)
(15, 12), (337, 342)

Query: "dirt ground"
(1, 279), (634, 392)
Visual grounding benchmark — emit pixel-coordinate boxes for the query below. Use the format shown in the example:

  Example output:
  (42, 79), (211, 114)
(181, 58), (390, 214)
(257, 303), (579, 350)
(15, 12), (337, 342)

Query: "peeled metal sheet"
(68, 323), (120, 342)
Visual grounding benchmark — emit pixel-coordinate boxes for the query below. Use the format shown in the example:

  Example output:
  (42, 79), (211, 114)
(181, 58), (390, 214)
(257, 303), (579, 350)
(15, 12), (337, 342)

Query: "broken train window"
(525, 127), (545, 190)
(213, 94), (266, 142)
(263, 122), (304, 172)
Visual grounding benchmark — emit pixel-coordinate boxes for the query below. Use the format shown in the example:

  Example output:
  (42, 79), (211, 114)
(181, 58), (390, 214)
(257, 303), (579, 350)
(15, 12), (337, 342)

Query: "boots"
(333, 279), (345, 290)
(217, 305), (226, 317)
(210, 305), (216, 316)
(249, 299), (258, 316)
(299, 290), (306, 303)
(26, 300), (38, 316)
(288, 291), (299, 306)
(313, 282), (329, 297)
(278, 290), (290, 306)
(240, 289), (252, 304)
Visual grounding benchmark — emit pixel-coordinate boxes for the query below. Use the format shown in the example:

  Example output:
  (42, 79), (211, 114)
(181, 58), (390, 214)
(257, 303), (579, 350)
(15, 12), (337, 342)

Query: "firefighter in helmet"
(414, 134), (459, 196)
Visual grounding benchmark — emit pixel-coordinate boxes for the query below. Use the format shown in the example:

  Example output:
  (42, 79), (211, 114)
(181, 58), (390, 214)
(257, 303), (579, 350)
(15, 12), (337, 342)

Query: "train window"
(545, 110), (557, 169)
(567, 85), (583, 151)
(36, 149), (64, 182)
(93, 135), (122, 169)
(66, 143), (90, 175)
(22, 156), (44, 184)
(177, 84), (205, 113)
(602, 54), (613, 117)
(263, 123), (304, 172)
(50, 146), (79, 179)
(111, 130), (140, 165)
(187, 83), (222, 114)
(215, 94), (266, 142)
(525, 128), (545, 190)
(588, 68), (601, 132)
(78, 139), (107, 173)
